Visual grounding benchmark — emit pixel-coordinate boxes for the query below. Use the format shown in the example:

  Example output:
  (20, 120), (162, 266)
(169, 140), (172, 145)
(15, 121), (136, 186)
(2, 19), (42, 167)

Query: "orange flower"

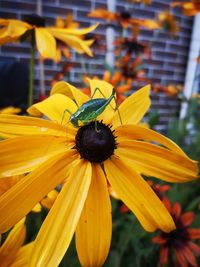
(147, 180), (170, 201)
(153, 84), (183, 97)
(55, 13), (79, 29)
(88, 9), (160, 30)
(127, 0), (152, 5)
(172, 1), (200, 16)
(153, 202), (200, 267)
(157, 11), (179, 35)
(102, 71), (133, 103)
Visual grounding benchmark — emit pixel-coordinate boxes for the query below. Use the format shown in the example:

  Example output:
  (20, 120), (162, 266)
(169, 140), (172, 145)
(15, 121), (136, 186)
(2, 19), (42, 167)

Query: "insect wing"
(77, 98), (107, 122)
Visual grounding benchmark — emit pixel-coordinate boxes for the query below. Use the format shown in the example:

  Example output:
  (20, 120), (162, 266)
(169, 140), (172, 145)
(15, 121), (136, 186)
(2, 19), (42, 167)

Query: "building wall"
(0, 0), (193, 130)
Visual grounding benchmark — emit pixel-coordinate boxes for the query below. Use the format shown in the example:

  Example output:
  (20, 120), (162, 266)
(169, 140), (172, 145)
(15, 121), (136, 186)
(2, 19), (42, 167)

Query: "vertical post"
(105, 0), (116, 68)
(37, 0), (46, 100)
(179, 14), (200, 119)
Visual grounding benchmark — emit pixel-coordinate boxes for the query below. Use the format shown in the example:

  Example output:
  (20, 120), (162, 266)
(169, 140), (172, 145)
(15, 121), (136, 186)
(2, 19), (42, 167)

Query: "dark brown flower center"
(161, 219), (189, 249)
(75, 121), (117, 163)
(120, 11), (131, 20)
(23, 14), (45, 27)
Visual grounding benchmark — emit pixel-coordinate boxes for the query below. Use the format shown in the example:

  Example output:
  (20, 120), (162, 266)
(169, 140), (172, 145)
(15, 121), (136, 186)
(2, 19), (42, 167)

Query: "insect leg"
(113, 95), (123, 125)
(91, 87), (122, 125)
(61, 109), (73, 125)
(91, 87), (107, 99)
(94, 120), (101, 132)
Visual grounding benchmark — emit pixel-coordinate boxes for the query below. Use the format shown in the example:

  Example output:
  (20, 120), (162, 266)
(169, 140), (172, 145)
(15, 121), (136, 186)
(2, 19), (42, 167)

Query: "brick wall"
(0, 0), (193, 131)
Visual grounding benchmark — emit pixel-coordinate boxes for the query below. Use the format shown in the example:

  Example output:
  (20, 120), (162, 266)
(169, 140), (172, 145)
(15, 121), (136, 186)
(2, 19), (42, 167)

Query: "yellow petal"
(0, 135), (67, 177)
(30, 159), (92, 267)
(50, 81), (89, 106)
(116, 140), (198, 183)
(115, 124), (189, 157)
(112, 84), (151, 127)
(28, 93), (78, 124)
(0, 218), (26, 266)
(41, 190), (58, 210)
(47, 30), (94, 56)
(88, 79), (114, 100)
(0, 106), (21, 115)
(0, 19), (31, 45)
(47, 23), (98, 36)
(0, 176), (22, 196)
(8, 19), (32, 36)
(0, 114), (67, 138)
(76, 164), (112, 267)
(104, 158), (175, 232)
(32, 203), (42, 213)
(35, 28), (56, 60)
(0, 151), (76, 233)
(10, 242), (34, 267)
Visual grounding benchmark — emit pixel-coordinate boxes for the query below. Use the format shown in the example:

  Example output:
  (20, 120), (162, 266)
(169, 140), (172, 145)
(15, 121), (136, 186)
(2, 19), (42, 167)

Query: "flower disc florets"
(75, 121), (117, 163)
(120, 11), (131, 20)
(161, 219), (189, 248)
(23, 14), (45, 27)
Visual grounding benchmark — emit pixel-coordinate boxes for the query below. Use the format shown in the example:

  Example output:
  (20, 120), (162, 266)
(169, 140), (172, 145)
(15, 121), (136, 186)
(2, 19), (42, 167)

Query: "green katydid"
(62, 87), (122, 128)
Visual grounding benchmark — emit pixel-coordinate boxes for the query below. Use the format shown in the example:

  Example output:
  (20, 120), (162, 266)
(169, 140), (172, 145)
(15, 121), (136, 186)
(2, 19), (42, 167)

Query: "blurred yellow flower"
(54, 13), (93, 62)
(0, 106), (21, 115)
(0, 80), (198, 266)
(0, 16), (98, 60)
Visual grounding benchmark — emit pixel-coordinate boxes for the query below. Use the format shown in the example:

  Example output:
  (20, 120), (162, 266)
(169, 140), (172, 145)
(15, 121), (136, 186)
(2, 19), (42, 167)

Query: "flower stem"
(28, 34), (35, 107)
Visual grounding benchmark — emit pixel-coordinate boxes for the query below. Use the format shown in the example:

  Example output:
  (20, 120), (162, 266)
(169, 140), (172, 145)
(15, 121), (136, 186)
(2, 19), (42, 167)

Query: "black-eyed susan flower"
(0, 218), (33, 267)
(153, 202), (200, 267)
(88, 9), (160, 30)
(0, 80), (198, 267)
(0, 15), (98, 60)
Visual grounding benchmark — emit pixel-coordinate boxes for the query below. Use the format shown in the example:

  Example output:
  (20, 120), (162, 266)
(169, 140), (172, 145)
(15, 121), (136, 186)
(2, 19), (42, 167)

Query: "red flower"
(152, 202), (200, 267)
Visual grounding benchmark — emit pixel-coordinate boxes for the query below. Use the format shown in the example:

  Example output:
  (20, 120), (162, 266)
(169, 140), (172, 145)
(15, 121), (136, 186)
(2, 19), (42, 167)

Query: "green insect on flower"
(62, 88), (122, 128)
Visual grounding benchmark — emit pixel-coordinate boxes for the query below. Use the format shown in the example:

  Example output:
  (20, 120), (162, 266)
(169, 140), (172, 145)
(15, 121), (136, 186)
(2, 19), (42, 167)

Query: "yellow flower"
(0, 218), (33, 267)
(0, 16), (98, 60)
(0, 80), (198, 267)
(53, 13), (92, 62)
